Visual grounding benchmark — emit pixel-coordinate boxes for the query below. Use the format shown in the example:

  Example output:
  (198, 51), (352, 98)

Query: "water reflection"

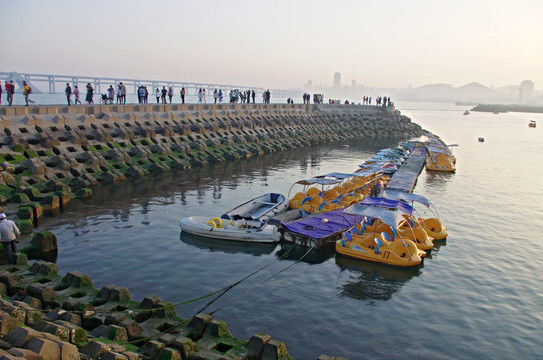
(335, 256), (421, 301)
(180, 232), (278, 256)
(276, 243), (335, 264)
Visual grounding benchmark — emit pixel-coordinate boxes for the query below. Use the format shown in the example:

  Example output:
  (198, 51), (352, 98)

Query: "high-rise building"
(334, 72), (341, 89)
(519, 80), (535, 103)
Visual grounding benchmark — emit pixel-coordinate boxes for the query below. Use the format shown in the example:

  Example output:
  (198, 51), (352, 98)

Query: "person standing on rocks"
(0, 213), (20, 264)
(65, 83), (72, 106)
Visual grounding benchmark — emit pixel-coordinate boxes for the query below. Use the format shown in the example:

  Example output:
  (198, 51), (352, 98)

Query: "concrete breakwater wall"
(0, 259), (314, 359)
(0, 103), (422, 221)
(0, 103), (422, 359)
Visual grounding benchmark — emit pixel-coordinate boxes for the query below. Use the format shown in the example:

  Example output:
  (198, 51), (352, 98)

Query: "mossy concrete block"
(16, 206), (34, 221)
(245, 333), (272, 359)
(118, 319), (143, 339)
(75, 188), (93, 199)
(22, 187), (41, 201)
(0, 272), (23, 294)
(107, 325), (128, 341)
(54, 190), (71, 208)
(34, 320), (70, 342)
(14, 251), (29, 266)
(262, 339), (290, 360)
(28, 202), (43, 220)
(140, 340), (165, 358)
(21, 231), (58, 260)
(26, 283), (57, 306)
(62, 271), (93, 288)
(153, 301), (177, 319)
(16, 219), (33, 236)
(156, 347), (182, 360)
(98, 284), (131, 302)
(170, 335), (198, 359)
(40, 194), (59, 209)
(29, 260), (58, 277)
(139, 295), (160, 309)
(0, 313), (19, 336)
(10, 192), (30, 203)
(104, 312), (127, 325)
(187, 313), (212, 341)
(204, 319), (231, 338)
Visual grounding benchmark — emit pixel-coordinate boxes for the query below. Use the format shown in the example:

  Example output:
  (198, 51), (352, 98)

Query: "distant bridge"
(0, 71), (300, 98)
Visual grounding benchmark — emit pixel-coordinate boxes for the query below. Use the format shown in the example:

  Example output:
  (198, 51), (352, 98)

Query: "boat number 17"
(383, 250), (390, 259)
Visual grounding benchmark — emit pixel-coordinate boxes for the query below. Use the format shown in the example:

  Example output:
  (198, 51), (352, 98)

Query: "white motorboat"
(180, 216), (280, 243)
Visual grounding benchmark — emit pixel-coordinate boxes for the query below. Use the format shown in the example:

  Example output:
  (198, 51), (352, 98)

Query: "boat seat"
(254, 201), (276, 205)
(352, 245), (366, 253)
(374, 237), (384, 254)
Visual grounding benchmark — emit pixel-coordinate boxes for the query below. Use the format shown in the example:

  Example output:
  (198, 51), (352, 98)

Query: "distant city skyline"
(1, 0), (542, 92)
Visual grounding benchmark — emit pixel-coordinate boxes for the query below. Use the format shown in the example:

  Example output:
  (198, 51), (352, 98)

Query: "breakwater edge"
(0, 103), (423, 359)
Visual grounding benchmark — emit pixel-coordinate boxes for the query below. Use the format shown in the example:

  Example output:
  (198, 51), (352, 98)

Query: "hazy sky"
(1, 0), (541, 90)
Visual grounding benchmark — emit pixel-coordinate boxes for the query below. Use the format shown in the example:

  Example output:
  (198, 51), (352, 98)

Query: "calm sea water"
(32, 102), (543, 359)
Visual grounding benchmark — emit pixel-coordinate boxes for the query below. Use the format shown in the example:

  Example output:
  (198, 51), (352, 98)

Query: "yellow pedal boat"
(336, 204), (425, 267)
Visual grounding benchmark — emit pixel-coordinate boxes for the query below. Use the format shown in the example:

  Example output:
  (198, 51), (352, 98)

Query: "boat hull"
(336, 234), (424, 267)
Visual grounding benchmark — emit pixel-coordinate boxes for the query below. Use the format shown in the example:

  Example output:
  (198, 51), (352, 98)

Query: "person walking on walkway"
(74, 85), (81, 104)
(168, 87), (174, 103)
(65, 83), (72, 106)
(23, 81), (33, 106)
(180, 88), (186, 104)
(86, 83), (94, 104)
(0, 213), (20, 264)
(7, 81), (15, 106)
(161, 86), (167, 104)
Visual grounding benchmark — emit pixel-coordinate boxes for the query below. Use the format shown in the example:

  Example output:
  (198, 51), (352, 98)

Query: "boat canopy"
(361, 196), (414, 215)
(343, 203), (405, 230)
(317, 171), (378, 180)
(381, 190), (430, 208)
(427, 145), (452, 155)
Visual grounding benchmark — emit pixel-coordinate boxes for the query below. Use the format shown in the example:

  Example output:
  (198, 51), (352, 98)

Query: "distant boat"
(463, 110), (470, 115)
(529, 120), (536, 128)
(478, 137), (485, 142)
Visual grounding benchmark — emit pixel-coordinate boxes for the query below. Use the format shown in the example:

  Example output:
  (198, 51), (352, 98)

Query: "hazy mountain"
(395, 82), (502, 102)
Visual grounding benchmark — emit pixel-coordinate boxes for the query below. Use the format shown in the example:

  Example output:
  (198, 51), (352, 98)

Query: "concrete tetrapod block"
(79, 340), (112, 358)
(6, 347), (44, 360)
(187, 313), (212, 341)
(0, 313), (19, 336)
(170, 335), (198, 359)
(33, 320), (70, 342)
(261, 339), (289, 360)
(2, 326), (44, 347)
(245, 333), (272, 359)
(23, 337), (60, 360)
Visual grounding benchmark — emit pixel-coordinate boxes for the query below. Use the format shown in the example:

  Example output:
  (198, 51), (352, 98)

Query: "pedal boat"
(179, 216), (280, 243)
(336, 204), (425, 267)
(382, 190), (448, 240)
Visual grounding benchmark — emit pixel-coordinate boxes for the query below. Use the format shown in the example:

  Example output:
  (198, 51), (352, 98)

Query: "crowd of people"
(2, 81), (392, 108)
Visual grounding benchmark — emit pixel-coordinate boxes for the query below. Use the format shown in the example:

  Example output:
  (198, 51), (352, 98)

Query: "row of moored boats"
(180, 137), (451, 267)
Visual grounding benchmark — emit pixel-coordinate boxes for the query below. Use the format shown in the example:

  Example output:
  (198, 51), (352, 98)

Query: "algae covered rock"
(20, 230), (58, 261)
